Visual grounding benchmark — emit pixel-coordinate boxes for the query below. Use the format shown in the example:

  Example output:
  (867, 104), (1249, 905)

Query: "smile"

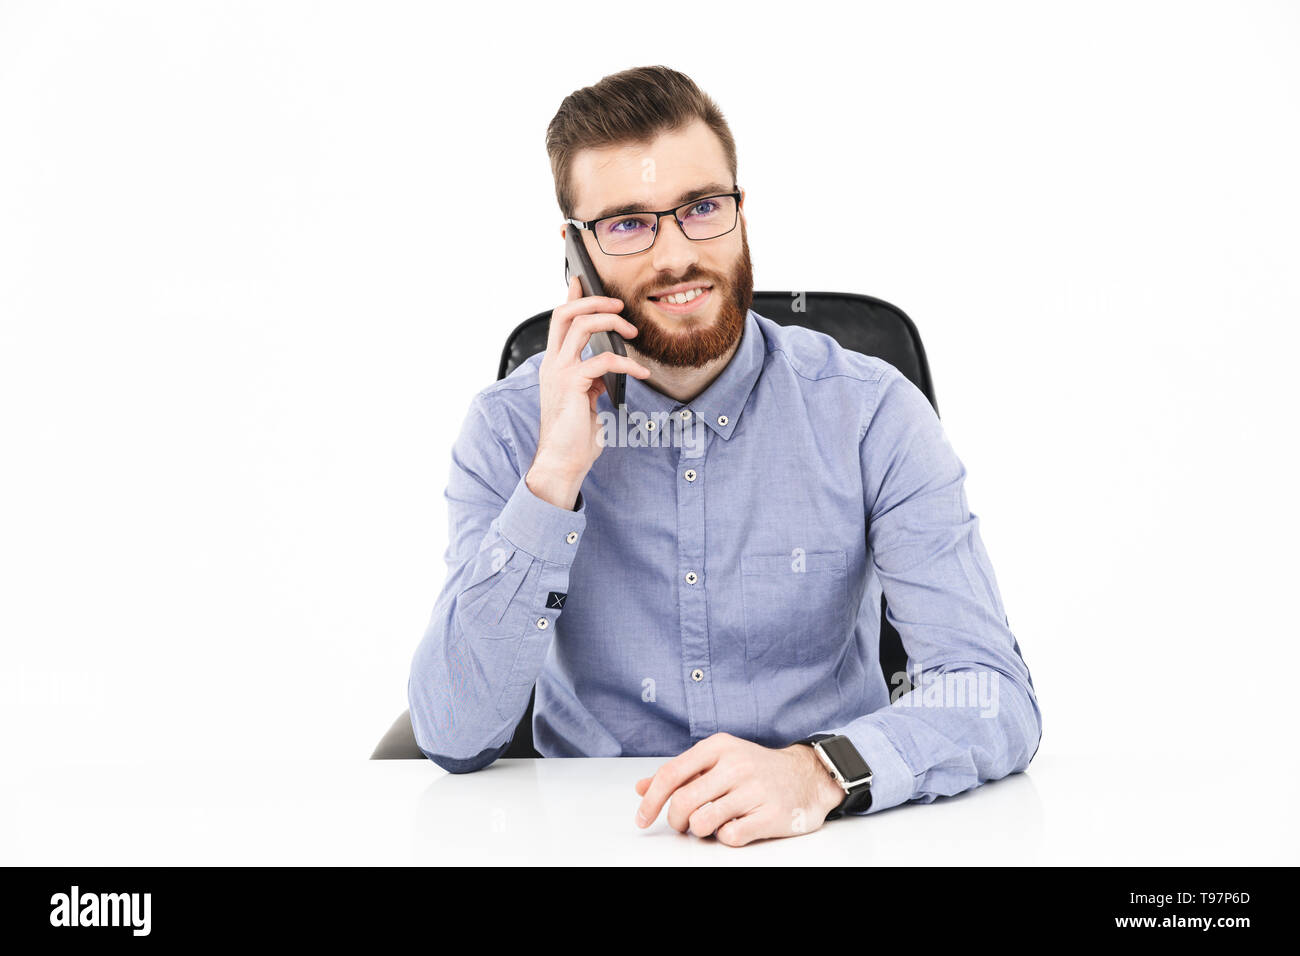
(648, 287), (712, 314)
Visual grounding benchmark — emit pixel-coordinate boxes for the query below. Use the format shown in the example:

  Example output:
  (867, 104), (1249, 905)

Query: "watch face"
(821, 737), (872, 782)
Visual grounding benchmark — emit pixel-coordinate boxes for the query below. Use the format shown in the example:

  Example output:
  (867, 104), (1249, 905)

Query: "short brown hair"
(545, 65), (738, 220)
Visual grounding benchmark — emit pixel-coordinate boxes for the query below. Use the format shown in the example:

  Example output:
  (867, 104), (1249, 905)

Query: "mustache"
(637, 273), (719, 298)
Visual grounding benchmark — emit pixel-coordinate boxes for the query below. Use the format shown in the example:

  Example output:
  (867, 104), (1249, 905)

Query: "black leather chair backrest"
(372, 291), (936, 759)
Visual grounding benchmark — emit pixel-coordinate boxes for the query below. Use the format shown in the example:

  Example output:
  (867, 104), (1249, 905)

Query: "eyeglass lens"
(594, 195), (737, 255)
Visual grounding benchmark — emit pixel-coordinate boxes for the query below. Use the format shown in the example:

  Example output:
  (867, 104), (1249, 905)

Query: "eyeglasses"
(565, 187), (742, 256)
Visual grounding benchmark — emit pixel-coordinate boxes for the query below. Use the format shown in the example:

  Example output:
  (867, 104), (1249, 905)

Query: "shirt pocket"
(740, 549), (849, 668)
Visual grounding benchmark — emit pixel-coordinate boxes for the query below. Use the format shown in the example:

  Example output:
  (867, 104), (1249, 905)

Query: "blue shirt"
(408, 308), (1042, 815)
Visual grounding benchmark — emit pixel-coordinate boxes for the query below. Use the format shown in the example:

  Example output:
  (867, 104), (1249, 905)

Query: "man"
(408, 65), (1042, 846)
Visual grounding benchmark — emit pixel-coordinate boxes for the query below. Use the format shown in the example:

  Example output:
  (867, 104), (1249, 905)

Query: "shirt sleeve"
(407, 391), (587, 773)
(817, 364), (1043, 815)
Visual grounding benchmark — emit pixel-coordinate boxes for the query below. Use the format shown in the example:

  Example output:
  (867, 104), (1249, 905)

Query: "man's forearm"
(823, 662), (1041, 814)
(409, 472), (588, 771)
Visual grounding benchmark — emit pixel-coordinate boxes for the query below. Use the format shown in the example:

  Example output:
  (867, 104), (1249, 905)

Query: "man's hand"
(632, 732), (846, 846)
(527, 275), (650, 510)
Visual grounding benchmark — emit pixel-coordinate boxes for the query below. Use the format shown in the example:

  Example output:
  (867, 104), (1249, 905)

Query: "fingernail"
(635, 811), (647, 827)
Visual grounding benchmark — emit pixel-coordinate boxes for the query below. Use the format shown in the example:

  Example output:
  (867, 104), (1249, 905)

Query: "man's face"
(563, 118), (753, 368)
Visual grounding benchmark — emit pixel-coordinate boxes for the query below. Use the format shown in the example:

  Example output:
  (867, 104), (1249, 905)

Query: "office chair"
(372, 291), (938, 759)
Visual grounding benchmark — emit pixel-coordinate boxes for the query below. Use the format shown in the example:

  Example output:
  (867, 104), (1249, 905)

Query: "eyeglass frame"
(564, 186), (743, 256)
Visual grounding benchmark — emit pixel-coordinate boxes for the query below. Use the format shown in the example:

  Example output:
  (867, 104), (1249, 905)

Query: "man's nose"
(649, 215), (699, 277)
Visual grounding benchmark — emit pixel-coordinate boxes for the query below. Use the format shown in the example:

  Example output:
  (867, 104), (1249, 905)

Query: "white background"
(1, 0), (1296, 827)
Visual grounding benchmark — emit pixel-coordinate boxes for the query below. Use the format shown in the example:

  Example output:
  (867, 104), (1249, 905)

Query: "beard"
(602, 219), (755, 369)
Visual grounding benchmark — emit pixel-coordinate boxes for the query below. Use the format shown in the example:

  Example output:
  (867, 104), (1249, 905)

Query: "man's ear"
(560, 224), (567, 240)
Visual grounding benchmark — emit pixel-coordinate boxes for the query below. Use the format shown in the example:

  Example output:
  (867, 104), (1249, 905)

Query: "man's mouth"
(647, 284), (713, 314)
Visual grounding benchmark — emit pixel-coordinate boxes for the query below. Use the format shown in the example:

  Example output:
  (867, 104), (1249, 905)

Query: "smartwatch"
(797, 733), (873, 819)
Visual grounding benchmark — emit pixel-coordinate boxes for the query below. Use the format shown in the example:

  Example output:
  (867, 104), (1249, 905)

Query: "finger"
(545, 276), (582, 354)
(715, 808), (778, 848)
(687, 787), (762, 839)
(558, 311), (638, 366)
(572, 352), (650, 384)
(666, 766), (740, 833)
(633, 770), (695, 800)
(588, 376), (607, 414)
(636, 746), (721, 828)
(546, 287), (627, 357)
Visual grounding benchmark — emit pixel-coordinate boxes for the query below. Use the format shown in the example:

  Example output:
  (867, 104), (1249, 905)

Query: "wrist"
(525, 459), (585, 511)
(792, 743), (847, 818)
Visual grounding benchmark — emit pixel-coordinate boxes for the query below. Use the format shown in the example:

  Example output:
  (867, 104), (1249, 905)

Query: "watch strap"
(796, 733), (873, 819)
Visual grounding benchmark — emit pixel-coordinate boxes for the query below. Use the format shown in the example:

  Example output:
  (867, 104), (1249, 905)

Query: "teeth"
(659, 287), (707, 305)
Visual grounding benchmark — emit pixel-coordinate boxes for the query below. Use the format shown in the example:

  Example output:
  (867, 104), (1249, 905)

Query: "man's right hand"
(525, 275), (650, 510)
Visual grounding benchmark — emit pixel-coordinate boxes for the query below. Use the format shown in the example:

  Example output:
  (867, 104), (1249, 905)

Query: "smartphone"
(563, 227), (629, 408)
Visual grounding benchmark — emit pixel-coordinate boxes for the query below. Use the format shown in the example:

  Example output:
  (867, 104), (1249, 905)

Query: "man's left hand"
(633, 732), (846, 846)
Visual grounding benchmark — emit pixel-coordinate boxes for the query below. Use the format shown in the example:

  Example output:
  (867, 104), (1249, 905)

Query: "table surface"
(2, 747), (1293, 865)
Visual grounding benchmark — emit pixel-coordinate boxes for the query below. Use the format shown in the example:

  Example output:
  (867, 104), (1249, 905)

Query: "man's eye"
(610, 218), (648, 233)
(686, 200), (718, 217)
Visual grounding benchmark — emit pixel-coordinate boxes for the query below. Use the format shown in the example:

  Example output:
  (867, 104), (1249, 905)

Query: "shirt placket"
(675, 409), (716, 740)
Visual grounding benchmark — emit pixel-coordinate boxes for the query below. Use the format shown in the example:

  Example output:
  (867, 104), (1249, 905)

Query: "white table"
(1, 747), (1293, 865)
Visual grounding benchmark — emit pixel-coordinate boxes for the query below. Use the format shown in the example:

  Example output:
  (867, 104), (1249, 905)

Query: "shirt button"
(679, 409), (692, 420)
(566, 531), (578, 544)
(684, 571), (698, 585)
(645, 419), (656, 431)
(684, 469), (697, 482)
(536, 617), (549, 630)
(717, 414), (729, 427)
(690, 668), (705, 682)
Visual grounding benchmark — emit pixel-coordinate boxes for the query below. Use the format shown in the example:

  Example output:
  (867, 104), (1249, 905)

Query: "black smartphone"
(563, 227), (629, 408)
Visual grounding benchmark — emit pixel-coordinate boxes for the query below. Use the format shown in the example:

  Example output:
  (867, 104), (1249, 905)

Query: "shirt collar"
(622, 308), (765, 441)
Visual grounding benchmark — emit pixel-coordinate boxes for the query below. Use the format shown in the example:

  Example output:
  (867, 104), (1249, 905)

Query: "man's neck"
(625, 333), (742, 404)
